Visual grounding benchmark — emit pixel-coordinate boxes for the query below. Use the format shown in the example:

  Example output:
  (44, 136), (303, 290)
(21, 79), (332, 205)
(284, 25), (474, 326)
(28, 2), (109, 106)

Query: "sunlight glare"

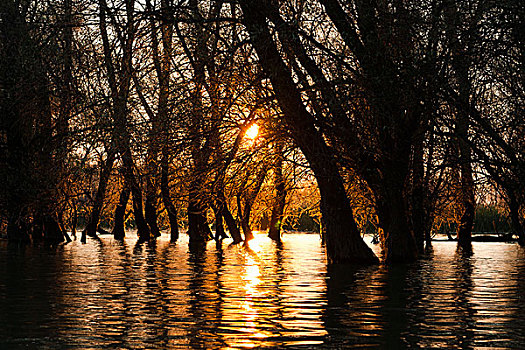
(245, 123), (259, 140)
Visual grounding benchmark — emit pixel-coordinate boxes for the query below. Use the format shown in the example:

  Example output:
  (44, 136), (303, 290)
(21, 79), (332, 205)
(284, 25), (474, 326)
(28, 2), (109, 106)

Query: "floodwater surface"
(0, 233), (524, 349)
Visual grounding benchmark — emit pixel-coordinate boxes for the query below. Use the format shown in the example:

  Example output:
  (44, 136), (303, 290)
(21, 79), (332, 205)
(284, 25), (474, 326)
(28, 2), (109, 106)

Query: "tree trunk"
(71, 202), (78, 239)
(410, 137), (429, 252)
(161, 149), (179, 242)
(509, 194), (525, 246)
(145, 189), (161, 237)
(212, 205), (228, 241)
(82, 150), (116, 242)
(238, 193), (253, 242)
(217, 192), (243, 243)
(112, 185), (130, 240)
(376, 186), (418, 263)
(240, 163), (268, 241)
(367, 147), (419, 263)
(58, 212), (72, 243)
(41, 214), (65, 244)
(99, 0), (150, 243)
(122, 158), (150, 243)
(268, 147), (286, 242)
(445, 0), (475, 250)
(241, 1), (377, 263)
(188, 198), (212, 244)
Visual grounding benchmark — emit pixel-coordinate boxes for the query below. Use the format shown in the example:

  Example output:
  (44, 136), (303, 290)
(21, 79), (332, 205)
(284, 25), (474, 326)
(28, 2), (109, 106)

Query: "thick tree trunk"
(42, 214), (65, 244)
(188, 198), (212, 244)
(376, 187), (418, 263)
(112, 185), (130, 240)
(145, 189), (161, 237)
(241, 2), (377, 263)
(370, 151), (419, 263)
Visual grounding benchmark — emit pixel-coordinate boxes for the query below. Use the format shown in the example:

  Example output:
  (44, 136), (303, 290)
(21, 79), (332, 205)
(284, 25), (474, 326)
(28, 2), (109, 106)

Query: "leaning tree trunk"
(241, 1), (377, 263)
(83, 149), (116, 242)
(217, 190), (243, 243)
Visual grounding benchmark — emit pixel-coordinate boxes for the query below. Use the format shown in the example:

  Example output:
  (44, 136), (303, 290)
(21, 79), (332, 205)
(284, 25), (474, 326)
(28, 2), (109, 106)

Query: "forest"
(0, 0), (523, 264)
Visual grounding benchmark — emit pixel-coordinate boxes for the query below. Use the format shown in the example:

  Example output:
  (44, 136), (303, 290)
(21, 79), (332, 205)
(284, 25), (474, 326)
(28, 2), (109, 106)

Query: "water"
(0, 233), (524, 349)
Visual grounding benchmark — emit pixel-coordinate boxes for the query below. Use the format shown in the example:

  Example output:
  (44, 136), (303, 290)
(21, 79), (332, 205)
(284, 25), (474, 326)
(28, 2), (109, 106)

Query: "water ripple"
(0, 234), (524, 349)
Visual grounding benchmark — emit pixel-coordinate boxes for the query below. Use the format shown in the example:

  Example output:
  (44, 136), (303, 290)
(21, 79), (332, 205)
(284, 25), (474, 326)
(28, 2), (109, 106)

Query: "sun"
(245, 123), (259, 140)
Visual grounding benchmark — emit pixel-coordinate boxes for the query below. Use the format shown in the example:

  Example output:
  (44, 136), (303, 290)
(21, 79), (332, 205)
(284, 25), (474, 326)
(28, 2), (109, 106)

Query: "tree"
(240, 0), (379, 264)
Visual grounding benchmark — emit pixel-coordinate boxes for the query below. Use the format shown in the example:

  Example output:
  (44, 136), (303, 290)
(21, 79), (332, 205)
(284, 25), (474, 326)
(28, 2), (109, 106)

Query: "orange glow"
(245, 123), (259, 140)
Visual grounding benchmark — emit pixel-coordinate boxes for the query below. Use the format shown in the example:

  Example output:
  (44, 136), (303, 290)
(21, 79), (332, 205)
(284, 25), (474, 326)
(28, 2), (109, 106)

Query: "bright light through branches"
(245, 123), (259, 140)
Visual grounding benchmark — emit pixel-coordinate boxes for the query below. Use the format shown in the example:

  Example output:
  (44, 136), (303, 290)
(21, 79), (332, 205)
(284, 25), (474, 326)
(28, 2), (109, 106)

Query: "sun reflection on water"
(1, 234), (524, 349)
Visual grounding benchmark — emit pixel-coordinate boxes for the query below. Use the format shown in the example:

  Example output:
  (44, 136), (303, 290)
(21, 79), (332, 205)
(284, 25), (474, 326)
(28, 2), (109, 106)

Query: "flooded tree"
(0, 0), (522, 265)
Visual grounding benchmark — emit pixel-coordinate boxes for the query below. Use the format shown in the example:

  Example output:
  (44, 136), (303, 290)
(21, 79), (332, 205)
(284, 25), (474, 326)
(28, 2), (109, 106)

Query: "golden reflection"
(3, 235), (524, 349)
(220, 234), (275, 348)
